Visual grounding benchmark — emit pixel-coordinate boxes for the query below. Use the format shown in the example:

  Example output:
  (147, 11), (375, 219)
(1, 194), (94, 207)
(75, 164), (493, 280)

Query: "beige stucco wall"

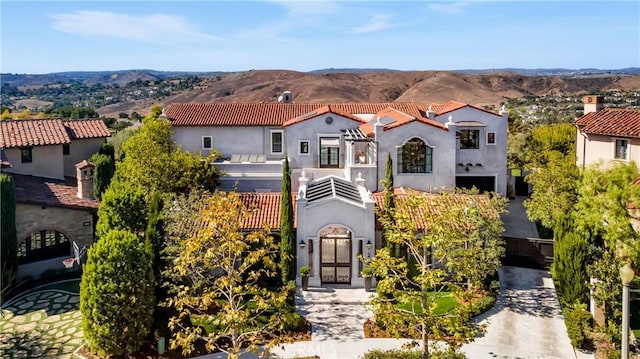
(63, 137), (107, 177)
(576, 132), (640, 168)
(15, 203), (96, 281)
(3, 145), (64, 179)
(173, 126), (279, 159)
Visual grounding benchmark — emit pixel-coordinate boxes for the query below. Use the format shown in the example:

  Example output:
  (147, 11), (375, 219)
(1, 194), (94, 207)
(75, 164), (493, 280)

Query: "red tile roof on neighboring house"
(0, 118), (111, 149)
(64, 119), (112, 139)
(0, 119), (70, 148)
(576, 108), (640, 138)
(165, 101), (501, 129)
(11, 174), (99, 211)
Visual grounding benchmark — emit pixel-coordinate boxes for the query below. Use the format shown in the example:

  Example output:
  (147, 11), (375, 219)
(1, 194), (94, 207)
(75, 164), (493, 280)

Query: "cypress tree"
(552, 230), (590, 306)
(280, 156), (295, 284)
(90, 153), (114, 201)
(0, 174), (17, 297)
(382, 153), (398, 255)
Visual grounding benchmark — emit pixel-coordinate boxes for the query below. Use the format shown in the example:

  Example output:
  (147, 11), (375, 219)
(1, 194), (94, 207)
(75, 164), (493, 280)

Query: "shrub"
(563, 303), (593, 349)
(0, 174), (17, 299)
(80, 229), (155, 357)
(300, 265), (310, 277)
(363, 348), (465, 359)
(361, 267), (373, 278)
(470, 295), (497, 317)
(90, 153), (114, 200)
(279, 312), (307, 332)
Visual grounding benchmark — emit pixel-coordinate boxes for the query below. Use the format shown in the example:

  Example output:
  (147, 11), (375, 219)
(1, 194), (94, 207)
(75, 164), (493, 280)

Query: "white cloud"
(348, 14), (392, 34)
(49, 11), (221, 46)
(267, 0), (340, 15)
(427, 1), (469, 14)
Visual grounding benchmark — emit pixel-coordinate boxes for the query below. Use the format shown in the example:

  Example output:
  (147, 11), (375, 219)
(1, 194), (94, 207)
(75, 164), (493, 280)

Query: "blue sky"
(2, 1), (639, 74)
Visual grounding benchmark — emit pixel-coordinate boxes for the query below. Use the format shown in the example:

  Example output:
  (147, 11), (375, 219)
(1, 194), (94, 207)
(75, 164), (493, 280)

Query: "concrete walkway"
(211, 266), (593, 359)
(502, 196), (539, 239)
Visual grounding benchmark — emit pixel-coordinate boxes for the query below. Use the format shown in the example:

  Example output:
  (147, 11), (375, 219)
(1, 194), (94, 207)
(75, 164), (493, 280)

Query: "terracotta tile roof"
(575, 108), (640, 138)
(240, 192), (297, 230)
(0, 118), (111, 149)
(371, 191), (497, 230)
(282, 105), (367, 127)
(165, 102), (500, 128)
(11, 174), (99, 211)
(0, 119), (70, 148)
(64, 119), (111, 139)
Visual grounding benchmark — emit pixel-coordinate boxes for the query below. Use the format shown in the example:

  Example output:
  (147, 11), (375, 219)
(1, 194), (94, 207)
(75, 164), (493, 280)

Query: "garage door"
(456, 176), (496, 193)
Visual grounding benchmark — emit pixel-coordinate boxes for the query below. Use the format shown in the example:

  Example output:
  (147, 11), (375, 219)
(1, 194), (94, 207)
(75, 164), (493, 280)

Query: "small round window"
(325, 116), (333, 124)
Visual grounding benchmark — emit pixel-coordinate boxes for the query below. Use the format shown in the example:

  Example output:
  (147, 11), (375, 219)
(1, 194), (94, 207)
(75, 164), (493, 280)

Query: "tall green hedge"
(80, 229), (154, 357)
(280, 156), (295, 284)
(90, 153), (114, 201)
(0, 173), (17, 297)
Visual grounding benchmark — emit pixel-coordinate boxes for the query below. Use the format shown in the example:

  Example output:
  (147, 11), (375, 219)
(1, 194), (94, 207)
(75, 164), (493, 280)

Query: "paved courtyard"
(0, 280), (83, 359)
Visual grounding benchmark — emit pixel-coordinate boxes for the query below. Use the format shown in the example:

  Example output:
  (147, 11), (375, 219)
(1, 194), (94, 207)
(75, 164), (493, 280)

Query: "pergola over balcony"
(343, 128), (376, 166)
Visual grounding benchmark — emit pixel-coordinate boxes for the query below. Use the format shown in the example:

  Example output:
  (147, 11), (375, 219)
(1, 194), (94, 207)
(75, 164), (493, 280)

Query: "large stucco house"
(165, 95), (508, 287)
(575, 95), (640, 167)
(0, 118), (110, 281)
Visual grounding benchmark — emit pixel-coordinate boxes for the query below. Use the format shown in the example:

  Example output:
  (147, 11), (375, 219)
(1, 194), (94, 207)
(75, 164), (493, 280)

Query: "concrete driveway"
(462, 266), (593, 359)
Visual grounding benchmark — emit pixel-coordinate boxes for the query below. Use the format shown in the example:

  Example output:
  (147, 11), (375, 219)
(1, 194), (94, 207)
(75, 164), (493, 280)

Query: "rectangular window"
(486, 131), (496, 145)
(460, 130), (480, 149)
(308, 239), (313, 276)
(63, 143), (70, 155)
(20, 147), (32, 163)
(615, 139), (629, 160)
(202, 136), (212, 150)
(299, 140), (309, 155)
(271, 130), (283, 154)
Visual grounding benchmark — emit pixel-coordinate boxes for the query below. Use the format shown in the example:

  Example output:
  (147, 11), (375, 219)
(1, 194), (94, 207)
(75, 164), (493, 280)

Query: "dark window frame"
(20, 147), (33, 163)
(397, 138), (433, 174)
(202, 136), (213, 150)
(63, 143), (70, 155)
(615, 139), (629, 160)
(460, 129), (480, 149)
(17, 230), (70, 264)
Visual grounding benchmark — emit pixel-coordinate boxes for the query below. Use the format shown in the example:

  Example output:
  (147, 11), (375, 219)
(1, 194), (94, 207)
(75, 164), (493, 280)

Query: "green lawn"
(395, 291), (458, 315)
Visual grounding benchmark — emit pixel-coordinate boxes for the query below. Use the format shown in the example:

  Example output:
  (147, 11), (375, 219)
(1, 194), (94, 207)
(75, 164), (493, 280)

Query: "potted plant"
(300, 265), (310, 291)
(361, 267), (373, 292)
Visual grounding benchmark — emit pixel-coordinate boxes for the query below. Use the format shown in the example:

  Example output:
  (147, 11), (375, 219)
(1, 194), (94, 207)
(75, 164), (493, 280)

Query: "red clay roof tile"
(0, 119), (70, 148)
(12, 173), (99, 211)
(64, 119), (111, 140)
(575, 108), (640, 138)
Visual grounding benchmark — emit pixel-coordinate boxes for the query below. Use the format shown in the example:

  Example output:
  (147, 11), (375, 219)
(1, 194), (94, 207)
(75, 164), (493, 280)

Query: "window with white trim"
(615, 139), (629, 160)
(202, 136), (212, 150)
(299, 140), (309, 155)
(486, 131), (496, 145)
(271, 130), (283, 154)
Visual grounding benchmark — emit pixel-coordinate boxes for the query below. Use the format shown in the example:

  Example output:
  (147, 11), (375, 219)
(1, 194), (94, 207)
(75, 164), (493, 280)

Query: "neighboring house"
(0, 118), (111, 178)
(0, 118), (110, 281)
(165, 95), (508, 288)
(575, 95), (640, 167)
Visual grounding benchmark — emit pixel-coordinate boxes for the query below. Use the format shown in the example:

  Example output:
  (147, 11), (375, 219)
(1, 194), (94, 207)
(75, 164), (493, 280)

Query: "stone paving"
(0, 281), (83, 359)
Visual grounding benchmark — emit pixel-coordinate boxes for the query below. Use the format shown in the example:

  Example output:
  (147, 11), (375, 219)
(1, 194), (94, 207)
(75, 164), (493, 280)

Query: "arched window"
(397, 138), (433, 174)
(17, 230), (70, 264)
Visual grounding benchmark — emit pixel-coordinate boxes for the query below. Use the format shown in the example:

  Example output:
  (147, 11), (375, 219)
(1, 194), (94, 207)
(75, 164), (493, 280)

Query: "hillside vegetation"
(2, 69), (640, 119)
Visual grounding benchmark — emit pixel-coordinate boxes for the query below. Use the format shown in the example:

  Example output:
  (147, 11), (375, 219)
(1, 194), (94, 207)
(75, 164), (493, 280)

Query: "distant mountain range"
(2, 68), (639, 87)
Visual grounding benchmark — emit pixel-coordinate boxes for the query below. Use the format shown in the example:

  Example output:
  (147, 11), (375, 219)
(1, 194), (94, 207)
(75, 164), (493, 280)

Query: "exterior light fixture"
(620, 263), (635, 359)
(299, 240), (306, 250)
(366, 240), (373, 250)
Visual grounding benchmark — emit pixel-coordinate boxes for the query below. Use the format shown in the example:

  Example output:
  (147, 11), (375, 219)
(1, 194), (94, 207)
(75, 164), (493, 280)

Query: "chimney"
(583, 95), (604, 115)
(279, 91), (292, 103)
(76, 160), (95, 199)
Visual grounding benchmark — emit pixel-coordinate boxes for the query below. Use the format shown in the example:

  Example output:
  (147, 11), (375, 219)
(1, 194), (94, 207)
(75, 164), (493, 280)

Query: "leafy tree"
(280, 156), (295, 283)
(523, 123), (579, 230)
(145, 192), (169, 335)
(574, 162), (640, 266)
(164, 191), (290, 358)
(366, 191), (505, 359)
(95, 180), (147, 238)
(80, 229), (154, 357)
(115, 107), (219, 197)
(1, 108), (12, 120)
(0, 174), (17, 298)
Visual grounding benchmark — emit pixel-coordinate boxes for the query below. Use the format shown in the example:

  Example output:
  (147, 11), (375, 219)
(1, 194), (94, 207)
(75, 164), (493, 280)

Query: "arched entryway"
(319, 225), (352, 284)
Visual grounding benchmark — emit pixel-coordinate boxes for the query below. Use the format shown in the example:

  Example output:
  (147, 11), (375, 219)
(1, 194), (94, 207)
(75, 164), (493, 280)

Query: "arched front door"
(319, 226), (351, 284)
